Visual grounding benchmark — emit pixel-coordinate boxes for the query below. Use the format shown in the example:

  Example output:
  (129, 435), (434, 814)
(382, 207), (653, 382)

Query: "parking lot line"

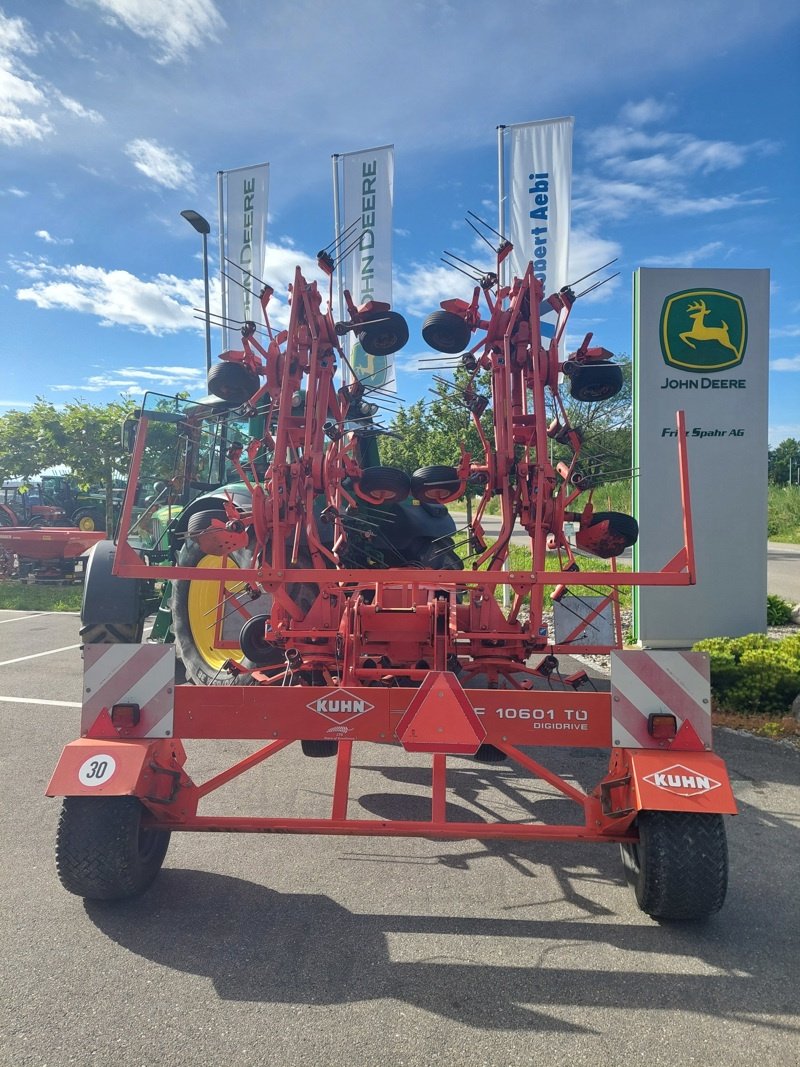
(0, 695), (81, 708)
(0, 644), (81, 667)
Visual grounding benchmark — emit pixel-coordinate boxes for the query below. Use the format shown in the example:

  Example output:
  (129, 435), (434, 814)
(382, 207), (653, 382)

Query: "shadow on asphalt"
(82, 730), (799, 1034)
(84, 852), (796, 1034)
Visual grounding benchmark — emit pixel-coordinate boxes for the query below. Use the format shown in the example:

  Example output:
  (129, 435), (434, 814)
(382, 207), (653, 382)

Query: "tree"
(0, 397), (135, 527)
(768, 438), (800, 486)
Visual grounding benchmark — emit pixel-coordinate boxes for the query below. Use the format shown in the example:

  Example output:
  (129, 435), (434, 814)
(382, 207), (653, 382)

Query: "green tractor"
(80, 391), (460, 686)
(39, 475), (122, 532)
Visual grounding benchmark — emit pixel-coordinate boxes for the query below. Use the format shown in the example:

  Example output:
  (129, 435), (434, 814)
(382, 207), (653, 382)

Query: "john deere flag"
(339, 144), (395, 390)
(505, 117), (573, 334)
(218, 162), (269, 349)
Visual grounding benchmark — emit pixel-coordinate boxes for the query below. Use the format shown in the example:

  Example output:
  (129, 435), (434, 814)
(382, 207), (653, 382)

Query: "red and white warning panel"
(610, 650), (712, 749)
(81, 645), (176, 739)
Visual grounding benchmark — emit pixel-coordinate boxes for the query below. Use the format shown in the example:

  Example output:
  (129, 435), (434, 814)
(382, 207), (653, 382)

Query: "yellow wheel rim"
(78, 515), (96, 531)
(186, 554), (248, 671)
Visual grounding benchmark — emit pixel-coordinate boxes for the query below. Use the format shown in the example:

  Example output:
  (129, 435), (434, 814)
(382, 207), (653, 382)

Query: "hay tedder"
(48, 232), (735, 922)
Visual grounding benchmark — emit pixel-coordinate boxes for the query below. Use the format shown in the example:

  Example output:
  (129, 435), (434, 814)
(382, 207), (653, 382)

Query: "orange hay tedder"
(48, 223), (735, 922)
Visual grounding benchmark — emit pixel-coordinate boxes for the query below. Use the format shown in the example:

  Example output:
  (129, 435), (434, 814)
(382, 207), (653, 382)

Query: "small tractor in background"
(48, 220), (735, 924)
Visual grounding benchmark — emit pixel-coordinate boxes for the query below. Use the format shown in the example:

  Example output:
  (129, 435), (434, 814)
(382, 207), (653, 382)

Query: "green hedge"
(693, 633), (800, 715)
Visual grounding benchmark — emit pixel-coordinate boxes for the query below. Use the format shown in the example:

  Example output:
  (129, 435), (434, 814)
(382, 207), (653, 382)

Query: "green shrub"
(693, 632), (800, 715)
(767, 594), (794, 625)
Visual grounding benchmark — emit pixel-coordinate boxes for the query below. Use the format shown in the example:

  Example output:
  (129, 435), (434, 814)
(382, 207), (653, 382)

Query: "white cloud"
(0, 10), (106, 145)
(83, 0), (225, 63)
(618, 98), (676, 127)
(52, 365), (207, 394)
(55, 93), (103, 123)
(1, 186), (27, 197)
(770, 356), (800, 372)
(14, 258), (206, 333)
(641, 241), (726, 268)
(576, 103), (778, 226)
(124, 138), (196, 190)
(770, 325), (800, 339)
(35, 230), (74, 246)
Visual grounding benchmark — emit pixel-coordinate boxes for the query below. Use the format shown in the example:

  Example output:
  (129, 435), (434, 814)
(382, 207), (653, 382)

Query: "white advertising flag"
(506, 118), (573, 328)
(339, 144), (395, 390)
(219, 163), (269, 349)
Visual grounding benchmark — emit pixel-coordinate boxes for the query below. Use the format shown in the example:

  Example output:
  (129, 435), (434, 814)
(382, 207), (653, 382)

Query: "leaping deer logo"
(679, 299), (738, 354)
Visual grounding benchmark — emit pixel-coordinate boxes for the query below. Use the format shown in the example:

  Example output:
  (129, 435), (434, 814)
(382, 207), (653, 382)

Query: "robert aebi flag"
(505, 117), (573, 335)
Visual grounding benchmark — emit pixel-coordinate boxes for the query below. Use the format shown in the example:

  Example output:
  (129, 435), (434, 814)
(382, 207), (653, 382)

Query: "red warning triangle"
(396, 671), (486, 754)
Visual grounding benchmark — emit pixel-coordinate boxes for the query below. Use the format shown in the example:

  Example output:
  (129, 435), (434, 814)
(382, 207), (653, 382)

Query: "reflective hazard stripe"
(82, 645), (175, 738)
(610, 651), (712, 749)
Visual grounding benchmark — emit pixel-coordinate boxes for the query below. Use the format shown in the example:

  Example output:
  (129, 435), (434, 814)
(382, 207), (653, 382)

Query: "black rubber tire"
(185, 509), (220, 538)
(411, 465), (461, 502)
(472, 744), (507, 763)
(358, 311), (409, 356)
(576, 510), (639, 559)
(621, 811), (728, 921)
(409, 536), (463, 570)
(56, 796), (170, 900)
(207, 361), (260, 404)
(359, 466), (411, 502)
(566, 360), (623, 402)
(80, 620), (144, 644)
(72, 507), (105, 532)
(239, 613), (284, 667)
(422, 310), (472, 354)
(80, 540), (146, 644)
(300, 740), (339, 757)
(170, 538), (269, 686)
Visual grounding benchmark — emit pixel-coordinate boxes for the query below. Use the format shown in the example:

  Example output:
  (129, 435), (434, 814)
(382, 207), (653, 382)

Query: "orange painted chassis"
(48, 256), (737, 844)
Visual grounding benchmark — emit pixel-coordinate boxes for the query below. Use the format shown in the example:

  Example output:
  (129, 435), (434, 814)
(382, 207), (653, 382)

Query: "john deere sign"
(633, 268), (769, 647)
(660, 288), (747, 372)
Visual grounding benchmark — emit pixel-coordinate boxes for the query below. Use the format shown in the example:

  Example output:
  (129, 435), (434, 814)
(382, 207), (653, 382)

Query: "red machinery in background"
(48, 229), (734, 923)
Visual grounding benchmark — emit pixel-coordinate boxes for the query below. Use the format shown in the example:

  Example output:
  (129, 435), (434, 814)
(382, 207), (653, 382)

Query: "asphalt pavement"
(1, 609), (799, 1066)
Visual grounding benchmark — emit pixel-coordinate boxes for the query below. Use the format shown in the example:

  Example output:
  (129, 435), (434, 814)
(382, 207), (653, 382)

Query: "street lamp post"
(180, 209), (212, 376)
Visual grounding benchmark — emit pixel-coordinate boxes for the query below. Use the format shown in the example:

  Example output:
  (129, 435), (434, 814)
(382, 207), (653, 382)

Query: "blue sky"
(1, 0), (798, 446)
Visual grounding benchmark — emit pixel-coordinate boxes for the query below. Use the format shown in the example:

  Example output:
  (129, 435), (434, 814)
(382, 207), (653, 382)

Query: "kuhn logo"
(643, 763), (721, 797)
(307, 689), (374, 725)
(660, 289), (747, 373)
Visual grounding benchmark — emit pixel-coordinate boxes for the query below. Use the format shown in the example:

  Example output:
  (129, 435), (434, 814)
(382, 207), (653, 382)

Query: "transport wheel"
(358, 311), (409, 356)
(359, 466), (412, 503)
(207, 361), (260, 404)
(238, 613), (284, 667)
(565, 360), (623, 402)
(575, 511), (638, 559)
(410, 464), (462, 503)
(56, 796), (170, 900)
(72, 507), (104, 532)
(171, 538), (273, 686)
(421, 310), (472, 354)
(620, 811), (728, 921)
(301, 740), (339, 757)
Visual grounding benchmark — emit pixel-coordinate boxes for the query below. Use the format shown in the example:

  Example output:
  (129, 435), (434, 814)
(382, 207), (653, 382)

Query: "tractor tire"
(80, 540), (147, 645)
(358, 311), (409, 357)
(620, 811), (728, 921)
(80, 619), (144, 644)
(207, 361), (260, 404)
(56, 796), (170, 900)
(422, 310), (472, 354)
(170, 537), (274, 686)
(565, 360), (623, 402)
(409, 536), (463, 571)
(72, 507), (105, 533)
